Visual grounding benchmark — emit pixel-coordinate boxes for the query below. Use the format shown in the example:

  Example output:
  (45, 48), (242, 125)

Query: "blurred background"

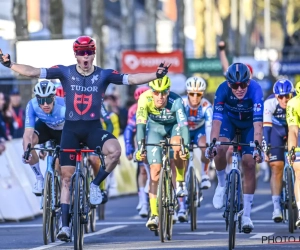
(0, 0), (300, 136)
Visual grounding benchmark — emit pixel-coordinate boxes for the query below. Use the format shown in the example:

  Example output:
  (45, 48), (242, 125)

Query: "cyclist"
(135, 76), (190, 230)
(205, 63), (264, 233)
(286, 80), (300, 227)
(263, 79), (294, 222)
(0, 35), (170, 241)
(22, 80), (65, 195)
(124, 86), (150, 217)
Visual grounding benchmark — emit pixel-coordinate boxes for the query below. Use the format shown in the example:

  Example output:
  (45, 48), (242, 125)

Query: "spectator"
(9, 89), (25, 138)
(2, 93), (14, 140)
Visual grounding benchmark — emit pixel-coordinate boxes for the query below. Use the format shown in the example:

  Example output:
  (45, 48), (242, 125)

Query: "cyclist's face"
(228, 82), (249, 100)
(276, 94), (292, 109)
(188, 92), (203, 107)
(37, 96), (54, 113)
(75, 50), (95, 71)
(152, 90), (169, 108)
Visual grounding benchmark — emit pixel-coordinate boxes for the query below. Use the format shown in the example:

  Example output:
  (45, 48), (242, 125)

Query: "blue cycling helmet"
(226, 63), (250, 84)
(273, 79), (294, 95)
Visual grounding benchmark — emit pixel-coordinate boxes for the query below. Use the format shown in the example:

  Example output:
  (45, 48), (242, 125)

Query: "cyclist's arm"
(174, 98), (190, 145)
(22, 128), (34, 151)
(124, 118), (136, 149)
(218, 41), (229, 74)
(262, 98), (276, 147)
(136, 97), (148, 150)
(253, 85), (264, 145)
(10, 64), (41, 78)
(23, 101), (36, 150)
(287, 100), (299, 151)
(204, 105), (213, 145)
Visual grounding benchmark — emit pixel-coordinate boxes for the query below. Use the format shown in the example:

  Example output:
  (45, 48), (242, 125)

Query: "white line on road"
(180, 231), (274, 238)
(251, 201), (273, 213)
(250, 232), (274, 239)
(28, 225), (127, 250)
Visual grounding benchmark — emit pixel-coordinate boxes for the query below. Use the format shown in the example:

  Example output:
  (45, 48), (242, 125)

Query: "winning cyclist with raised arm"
(286, 81), (300, 227)
(23, 80), (65, 195)
(205, 63), (264, 233)
(135, 76), (190, 230)
(0, 36), (170, 241)
(262, 79), (294, 222)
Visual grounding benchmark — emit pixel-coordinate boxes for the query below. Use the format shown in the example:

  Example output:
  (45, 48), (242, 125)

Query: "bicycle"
(141, 137), (184, 243)
(209, 130), (261, 250)
(185, 143), (203, 231)
(266, 145), (298, 233)
(56, 145), (105, 250)
(24, 141), (61, 245)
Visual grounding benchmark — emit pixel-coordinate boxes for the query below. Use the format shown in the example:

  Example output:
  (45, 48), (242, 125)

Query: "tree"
(13, 0), (28, 39)
(49, 0), (64, 39)
(145, 0), (157, 50)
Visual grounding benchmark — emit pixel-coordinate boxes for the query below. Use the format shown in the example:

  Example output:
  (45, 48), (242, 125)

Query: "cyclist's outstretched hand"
(135, 149), (146, 162)
(253, 149), (264, 163)
(156, 62), (171, 78)
(287, 151), (296, 165)
(205, 146), (217, 160)
(0, 49), (13, 68)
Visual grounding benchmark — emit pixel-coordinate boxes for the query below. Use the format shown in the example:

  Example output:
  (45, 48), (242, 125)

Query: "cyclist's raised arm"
(0, 49), (41, 77)
(262, 97), (276, 149)
(136, 95), (148, 149)
(253, 83), (264, 144)
(287, 98), (299, 151)
(218, 41), (229, 74)
(174, 98), (190, 146)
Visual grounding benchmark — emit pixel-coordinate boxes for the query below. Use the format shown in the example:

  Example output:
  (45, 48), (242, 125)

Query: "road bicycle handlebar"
(140, 138), (187, 154)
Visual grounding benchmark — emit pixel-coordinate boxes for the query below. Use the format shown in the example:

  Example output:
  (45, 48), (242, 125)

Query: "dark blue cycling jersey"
(213, 79), (264, 123)
(45, 65), (124, 121)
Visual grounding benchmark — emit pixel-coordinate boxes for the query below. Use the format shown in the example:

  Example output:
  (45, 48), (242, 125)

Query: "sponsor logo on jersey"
(112, 70), (119, 74)
(202, 101), (207, 107)
(178, 108), (185, 121)
(91, 74), (99, 84)
(253, 103), (262, 112)
(74, 93), (92, 115)
(102, 133), (108, 141)
(70, 154), (75, 161)
(152, 146), (157, 156)
(215, 105), (223, 111)
(70, 85), (98, 92)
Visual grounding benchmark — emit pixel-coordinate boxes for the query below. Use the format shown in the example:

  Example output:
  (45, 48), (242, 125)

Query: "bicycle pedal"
(242, 227), (252, 234)
(148, 225), (158, 231)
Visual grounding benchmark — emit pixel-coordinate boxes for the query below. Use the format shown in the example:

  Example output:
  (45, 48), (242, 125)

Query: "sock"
(179, 197), (186, 210)
(90, 182), (98, 189)
(272, 195), (281, 210)
(139, 187), (147, 204)
(150, 198), (158, 216)
(243, 194), (254, 218)
(30, 163), (43, 180)
(216, 169), (226, 187)
(297, 202), (300, 217)
(92, 167), (109, 186)
(201, 162), (207, 176)
(61, 204), (70, 227)
(175, 167), (185, 182)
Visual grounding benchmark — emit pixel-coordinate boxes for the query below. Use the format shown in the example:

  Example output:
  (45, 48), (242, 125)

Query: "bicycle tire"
(287, 167), (295, 233)
(166, 170), (174, 240)
(158, 169), (167, 243)
(228, 172), (237, 250)
(51, 175), (61, 242)
(188, 167), (197, 231)
(73, 174), (84, 250)
(42, 173), (52, 245)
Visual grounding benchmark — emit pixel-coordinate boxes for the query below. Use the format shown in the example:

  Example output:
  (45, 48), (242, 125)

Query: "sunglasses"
(75, 50), (95, 56)
(37, 96), (54, 105)
(229, 82), (248, 90)
(188, 92), (203, 98)
(278, 94), (292, 99)
(152, 89), (169, 96)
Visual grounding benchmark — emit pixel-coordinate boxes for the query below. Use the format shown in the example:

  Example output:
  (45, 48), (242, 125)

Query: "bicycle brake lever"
(24, 143), (32, 160)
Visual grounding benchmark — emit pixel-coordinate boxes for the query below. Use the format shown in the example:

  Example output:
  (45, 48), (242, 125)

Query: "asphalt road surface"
(1, 177), (300, 250)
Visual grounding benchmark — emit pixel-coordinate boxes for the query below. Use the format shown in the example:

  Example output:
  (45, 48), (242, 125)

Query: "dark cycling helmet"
(134, 86), (150, 101)
(273, 79), (294, 95)
(73, 36), (96, 52)
(226, 63), (250, 84)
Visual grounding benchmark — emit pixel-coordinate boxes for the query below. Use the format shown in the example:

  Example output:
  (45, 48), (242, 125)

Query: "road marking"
(205, 212), (223, 218)
(250, 232), (274, 239)
(251, 201), (273, 213)
(28, 225), (126, 250)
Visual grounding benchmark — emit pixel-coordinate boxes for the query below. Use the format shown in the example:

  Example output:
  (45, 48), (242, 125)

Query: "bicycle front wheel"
(166, 170), (174, 240)
(158, 169), (167, 242)
(228, 172), (237, 250)
(287, 167), (296, 233)
(188, 167), (197, 231)
(42, 173), (52, 245)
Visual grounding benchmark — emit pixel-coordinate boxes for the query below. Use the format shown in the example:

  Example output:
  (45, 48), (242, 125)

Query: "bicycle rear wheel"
(228, 172), (237, 250)
(188, 167), (197, 231)
(73, 174), (84, 250)
(287, 167), (295, 233)
(42, 173), (52, 245)
(158, 169), (167, 242)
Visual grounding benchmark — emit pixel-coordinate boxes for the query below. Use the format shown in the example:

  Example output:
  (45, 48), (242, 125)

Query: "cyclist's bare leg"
(293, 163), (300, 219)
(214, 137), (230, 187)
(101, 138), (121, 173)
(198, 135), (209, 172)
(269, 161), (283, 211)
(138, 165), (147, 191)
(149, 163), (162, 216)
(241, 154), (256, 218)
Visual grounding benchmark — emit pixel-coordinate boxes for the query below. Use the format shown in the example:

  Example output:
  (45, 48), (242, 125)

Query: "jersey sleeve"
(263, 98), (276, 127)
(103, 69), (125, 85)
(24, 101), (36, 129)
(45, 65), (68, 87)
(136, 96), (148, 125)
(204, 105), (213, 144)
(287, 98), (299, 126)
(213, 84), (226, 121)
(174, 98), (190, 145)
(252, 84), (264, 122)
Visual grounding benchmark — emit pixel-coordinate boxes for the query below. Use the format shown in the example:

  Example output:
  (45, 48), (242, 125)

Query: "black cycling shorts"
(34, 119), (62, 144)
(60, 120), (116, 166)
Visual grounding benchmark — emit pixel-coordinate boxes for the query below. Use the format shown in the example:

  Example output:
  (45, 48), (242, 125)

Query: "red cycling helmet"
(134, 86), (150, 100)
(56, 86), (65, 97)
(73, 36), (96, 52)
(245, 64), (253, 75)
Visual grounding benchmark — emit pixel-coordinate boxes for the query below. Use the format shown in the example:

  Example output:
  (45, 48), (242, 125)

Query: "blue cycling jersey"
(213, 79), (264, 122)
(25, 97), (65, 130)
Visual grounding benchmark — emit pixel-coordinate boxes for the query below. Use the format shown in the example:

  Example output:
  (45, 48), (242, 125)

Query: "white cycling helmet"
(34, 80), (56, 97)
(185, 77), (206, 92)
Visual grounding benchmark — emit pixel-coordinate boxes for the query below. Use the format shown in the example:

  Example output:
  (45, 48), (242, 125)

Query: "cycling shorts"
(34, 119), (62, 145)
(190, 126), (205, 143)
(268, 124), (287, 163)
